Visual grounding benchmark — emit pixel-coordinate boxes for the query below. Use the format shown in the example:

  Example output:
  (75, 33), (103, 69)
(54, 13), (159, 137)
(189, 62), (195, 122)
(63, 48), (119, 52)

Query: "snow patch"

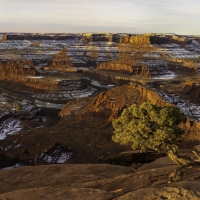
(35, 100), (65, 109)
(1, 163), (22, 170)
(152, 88), (200, 121)
(0, 118), (23, 140)
(91, 81), (102, 87)
(153, 72), (177, 80)
(37, 143), (72, 164)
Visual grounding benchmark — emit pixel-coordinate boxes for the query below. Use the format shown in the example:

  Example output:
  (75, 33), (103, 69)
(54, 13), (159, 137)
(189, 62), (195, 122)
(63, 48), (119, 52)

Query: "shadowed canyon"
(1, 33), (200, 199)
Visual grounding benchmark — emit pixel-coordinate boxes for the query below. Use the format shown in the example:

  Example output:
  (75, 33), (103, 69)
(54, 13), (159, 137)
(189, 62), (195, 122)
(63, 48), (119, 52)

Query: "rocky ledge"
(1, 162), (200, 199)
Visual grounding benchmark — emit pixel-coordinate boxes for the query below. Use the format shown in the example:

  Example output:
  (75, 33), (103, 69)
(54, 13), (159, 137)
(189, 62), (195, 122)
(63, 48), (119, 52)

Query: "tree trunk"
(163, 144), (192, 166)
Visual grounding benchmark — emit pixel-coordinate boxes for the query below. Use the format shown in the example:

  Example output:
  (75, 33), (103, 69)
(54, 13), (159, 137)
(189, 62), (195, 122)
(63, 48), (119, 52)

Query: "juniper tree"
(112, 102), (192, 166)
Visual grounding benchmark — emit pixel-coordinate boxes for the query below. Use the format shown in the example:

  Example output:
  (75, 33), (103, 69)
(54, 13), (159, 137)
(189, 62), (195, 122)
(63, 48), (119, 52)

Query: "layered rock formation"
(1, 32), (198, 71)
(1, 160), (200, 199)
(59, 82), (200, 147)
(0, 32), (200, 199)
(96, 61), (150, 76)
(45, 49), (76, 72)
(183, 79), (200, 103)
(0, 32), (200, 170)
(0, 60), (36, 79)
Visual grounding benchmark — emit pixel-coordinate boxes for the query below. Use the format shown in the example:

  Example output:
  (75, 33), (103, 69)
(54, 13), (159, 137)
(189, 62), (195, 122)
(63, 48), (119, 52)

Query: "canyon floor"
(1, 33), (200, 199)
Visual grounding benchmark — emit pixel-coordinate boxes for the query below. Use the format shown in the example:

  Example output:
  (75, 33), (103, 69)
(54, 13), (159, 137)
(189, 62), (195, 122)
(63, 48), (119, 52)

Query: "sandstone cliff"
(45, 49), (76, 72)
(59, 83), (200, 146)
(4, 33), (189, 45)
(119, 34), (151, 44)
(59, 83), (171, 119)
(96, 61), (151, 76)
(0, 60), (36, 80)
(182, 79), (200, 103)
(0, 34), (7, 42)
(5, 33), (80, 40)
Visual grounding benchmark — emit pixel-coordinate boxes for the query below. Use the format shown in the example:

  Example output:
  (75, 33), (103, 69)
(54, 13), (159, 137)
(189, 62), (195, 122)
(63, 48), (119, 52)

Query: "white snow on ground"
(37, 143), (73, 164)
(0, 118), (23, 140)
(25, 76), (44, 79)
(91, 81), (102, 87)
(170, 48), (199, 59)
(1, 163), (22, 170)
(56, 153), (72, 164)
(4, 143), (22, 151)
(39, 150), (72, 164)
(35, 100), (65, 109)
(153, 72), (177, 80)
(153, 42), (200, 59)
(32, 87), (96, 101)
(153, 88), (200, 121)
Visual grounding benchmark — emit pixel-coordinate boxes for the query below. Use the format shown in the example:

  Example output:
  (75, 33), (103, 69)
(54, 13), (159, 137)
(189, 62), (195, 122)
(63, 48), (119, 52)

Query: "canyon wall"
(2, 33), (189, 45)
(45, 49), (76, 72)
(5, 33), (80, 41)
(182, 80), (200, 103)
(0, 60), (61, 90)
(59, 83), (172, 119)
(59, 83), (200, 146)
(0, 60), (36, 79)
(96, 62), (151, 76)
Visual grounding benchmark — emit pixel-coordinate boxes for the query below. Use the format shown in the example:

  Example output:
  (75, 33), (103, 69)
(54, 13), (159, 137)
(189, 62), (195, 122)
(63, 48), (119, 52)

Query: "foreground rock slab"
(0, 163), (200, 199)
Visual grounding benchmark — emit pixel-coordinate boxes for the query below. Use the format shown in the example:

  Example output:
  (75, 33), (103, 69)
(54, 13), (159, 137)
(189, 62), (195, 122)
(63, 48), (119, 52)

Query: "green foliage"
(112, 103), (186, 152)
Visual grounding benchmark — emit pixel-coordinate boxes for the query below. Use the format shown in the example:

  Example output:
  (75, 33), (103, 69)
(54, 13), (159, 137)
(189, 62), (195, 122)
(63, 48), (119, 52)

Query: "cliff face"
(0, 60), (36, 80)
(0, 34), (7, 42)
(181, 119), (200, 147)
(90, 83), (171, 119)
(119, 34), (151, 44)
(59, 83), (200, 146)
(1, 33), (197, 72)
(150, 35), (188, 45)
(182, 80), (200, 103)
(5, 33), (80, 40)
(96, 62), (151, 76)
(59, 83), (171, 119)
(150, 36), (170, 44)
(45, 49), (76, 72)
(4, 33), (151, 44)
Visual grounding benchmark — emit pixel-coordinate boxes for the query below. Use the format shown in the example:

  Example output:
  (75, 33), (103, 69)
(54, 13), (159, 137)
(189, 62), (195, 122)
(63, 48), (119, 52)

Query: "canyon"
(0, 32), (200, 199)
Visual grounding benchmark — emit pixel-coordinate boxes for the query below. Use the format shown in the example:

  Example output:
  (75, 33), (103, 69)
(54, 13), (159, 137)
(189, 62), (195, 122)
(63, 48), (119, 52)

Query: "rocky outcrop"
(4, 33), (151, 44)
(181, 119), (200, 147)
(96, 61), (151, 76)
(0, 60), (36, 80)
(182, 80), (200, 103)
(1, 163), (200, 199)
(16, 76), (60, 90)
(1, 33), (199, 71)
(59, 83), (200, 146)
(5, 33), (80, 40)
(36, 143), (72, 164)
(0, 34), (7, 42)
(150, 35), (170, 44)
(96, 59), (175, 78)
(106, 151), (166, 166)
(45, 49), (76, 72)
(59, 83), (172, 120)
(1, 32), (200, 169)
(119, 34), (151, 44)
(168, 60), (198, 75)
(117, 181), (200, 200)
(0, 60), (60, 90)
